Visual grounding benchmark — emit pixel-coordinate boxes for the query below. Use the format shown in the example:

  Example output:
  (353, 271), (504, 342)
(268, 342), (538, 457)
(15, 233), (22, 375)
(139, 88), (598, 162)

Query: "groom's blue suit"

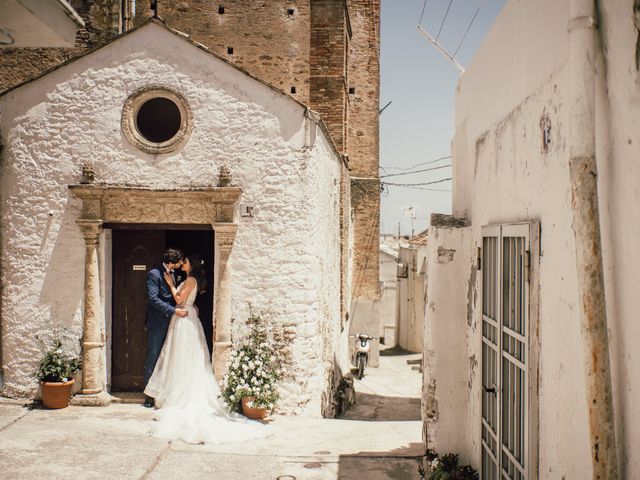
(143, 265), (176, 388)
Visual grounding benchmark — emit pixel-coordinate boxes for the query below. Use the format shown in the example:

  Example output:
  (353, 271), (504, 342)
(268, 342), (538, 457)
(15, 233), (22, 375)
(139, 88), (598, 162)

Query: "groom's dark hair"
(162, 248), (184, 264)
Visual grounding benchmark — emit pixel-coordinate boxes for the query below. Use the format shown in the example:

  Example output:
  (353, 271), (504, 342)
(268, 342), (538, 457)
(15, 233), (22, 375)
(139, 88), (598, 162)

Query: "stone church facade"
(0, 0), (380, 417)
(0, 16), (355, 416)
(0, 0), (381, 308)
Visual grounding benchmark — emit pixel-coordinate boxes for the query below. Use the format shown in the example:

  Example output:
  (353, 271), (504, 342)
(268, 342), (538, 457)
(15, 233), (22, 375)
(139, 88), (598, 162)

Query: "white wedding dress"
(144, 281), (269, 444)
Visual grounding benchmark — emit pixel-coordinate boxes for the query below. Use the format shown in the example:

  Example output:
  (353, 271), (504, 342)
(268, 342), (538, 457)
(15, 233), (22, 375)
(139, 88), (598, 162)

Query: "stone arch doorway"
(110, 226), (215, 392)
(69, 185), (241, 405)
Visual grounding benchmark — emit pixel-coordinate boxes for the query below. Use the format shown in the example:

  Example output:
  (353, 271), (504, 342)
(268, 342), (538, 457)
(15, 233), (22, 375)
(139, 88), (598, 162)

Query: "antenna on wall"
(417, 25), (465, 74)
(416, 0), (486, 75)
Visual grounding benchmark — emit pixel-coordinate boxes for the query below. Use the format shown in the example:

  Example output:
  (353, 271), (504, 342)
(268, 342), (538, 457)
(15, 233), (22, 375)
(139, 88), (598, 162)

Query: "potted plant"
(418, 450), (479, 480)
(221, 313), (285, 419)
(34, 339), (81, 409)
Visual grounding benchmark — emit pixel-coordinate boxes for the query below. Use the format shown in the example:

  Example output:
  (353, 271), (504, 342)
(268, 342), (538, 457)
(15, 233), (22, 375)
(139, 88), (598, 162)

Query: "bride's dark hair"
(186, 253), (207, 294)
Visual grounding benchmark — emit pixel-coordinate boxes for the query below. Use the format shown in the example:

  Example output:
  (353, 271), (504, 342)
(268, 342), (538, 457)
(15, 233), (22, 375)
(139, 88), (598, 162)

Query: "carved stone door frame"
(69, 185), (241, 405)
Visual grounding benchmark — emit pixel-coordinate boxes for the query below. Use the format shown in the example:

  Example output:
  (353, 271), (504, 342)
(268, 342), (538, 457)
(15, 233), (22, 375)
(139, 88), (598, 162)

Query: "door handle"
(483, 384), (497, 396)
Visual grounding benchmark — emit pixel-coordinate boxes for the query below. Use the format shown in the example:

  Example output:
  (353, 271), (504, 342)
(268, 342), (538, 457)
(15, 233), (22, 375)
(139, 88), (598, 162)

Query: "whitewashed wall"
(422, 224), (475, 464)
(0, 22), (346, 416)
(395, 245), (425, 354)
(378, 247), (397, 342)
(426, 0), (640, 476)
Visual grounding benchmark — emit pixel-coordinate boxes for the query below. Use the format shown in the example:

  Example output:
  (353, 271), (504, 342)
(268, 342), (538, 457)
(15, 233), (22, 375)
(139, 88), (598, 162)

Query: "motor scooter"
(351, 333), (373, 380)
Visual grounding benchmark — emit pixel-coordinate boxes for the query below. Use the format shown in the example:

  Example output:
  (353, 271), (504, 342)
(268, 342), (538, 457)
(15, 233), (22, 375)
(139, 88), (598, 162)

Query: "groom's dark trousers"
(143, 266), (176, 388)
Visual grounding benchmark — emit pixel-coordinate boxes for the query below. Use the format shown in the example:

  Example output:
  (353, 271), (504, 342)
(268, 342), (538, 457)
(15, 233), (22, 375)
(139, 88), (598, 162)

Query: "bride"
(144, 252), (269, 444)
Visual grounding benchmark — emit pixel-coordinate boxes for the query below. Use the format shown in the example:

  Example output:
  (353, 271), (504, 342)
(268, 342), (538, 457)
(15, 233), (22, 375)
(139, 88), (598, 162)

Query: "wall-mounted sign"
(132, 265), (147, 271)
(240, 203), (255, 217)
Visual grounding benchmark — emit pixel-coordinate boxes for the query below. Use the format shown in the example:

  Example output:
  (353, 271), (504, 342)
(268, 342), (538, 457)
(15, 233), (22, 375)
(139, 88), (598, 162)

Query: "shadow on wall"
(321, 354), (356, 418)
(379, 345), (414, 357)
(39, 196), (85, 334)
(338, 392), (421, 422)
(337, 442), (423, 479)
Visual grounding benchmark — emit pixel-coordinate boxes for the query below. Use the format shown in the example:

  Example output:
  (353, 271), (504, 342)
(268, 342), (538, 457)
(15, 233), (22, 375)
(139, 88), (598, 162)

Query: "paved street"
(0, 349), (423, 480)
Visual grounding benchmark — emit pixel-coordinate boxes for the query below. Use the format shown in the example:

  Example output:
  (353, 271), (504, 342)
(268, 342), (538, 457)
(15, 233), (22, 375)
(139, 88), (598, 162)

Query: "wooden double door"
(111, 227), (215, 391)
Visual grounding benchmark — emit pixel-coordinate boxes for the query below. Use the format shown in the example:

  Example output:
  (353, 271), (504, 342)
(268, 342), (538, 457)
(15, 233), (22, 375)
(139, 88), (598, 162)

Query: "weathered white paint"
(0, 21), (347, 416)
(378, 242), (398, 343)
(422, 225), (474, 461)
(425, 0), (640, 476)
(395, 244), (425, 354)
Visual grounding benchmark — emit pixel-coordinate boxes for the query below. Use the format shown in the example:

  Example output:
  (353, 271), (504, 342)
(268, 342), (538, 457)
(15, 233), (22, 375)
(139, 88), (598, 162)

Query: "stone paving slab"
(148, 450), (421, 480)
(0, 402), (29, 430)
(0, 350), (424, 479)
(0, 405), (421, 480)
(0, 405), (165, 480)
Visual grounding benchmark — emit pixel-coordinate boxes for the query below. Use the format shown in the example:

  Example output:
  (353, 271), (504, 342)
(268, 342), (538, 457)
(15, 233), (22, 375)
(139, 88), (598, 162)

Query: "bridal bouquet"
(221, 313), (285, 412)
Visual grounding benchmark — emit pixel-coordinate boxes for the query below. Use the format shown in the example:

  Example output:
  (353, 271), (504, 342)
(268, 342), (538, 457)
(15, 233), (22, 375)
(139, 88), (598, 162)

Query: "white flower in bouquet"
(220, 312), (288, 413)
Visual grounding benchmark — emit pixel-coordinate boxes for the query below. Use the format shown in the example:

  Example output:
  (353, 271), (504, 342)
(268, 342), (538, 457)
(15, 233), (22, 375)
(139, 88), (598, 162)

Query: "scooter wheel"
(357, 355), (366, 379)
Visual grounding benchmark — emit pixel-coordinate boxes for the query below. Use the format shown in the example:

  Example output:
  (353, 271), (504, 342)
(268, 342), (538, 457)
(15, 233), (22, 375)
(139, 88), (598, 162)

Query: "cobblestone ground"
(0, 348), (423, 479)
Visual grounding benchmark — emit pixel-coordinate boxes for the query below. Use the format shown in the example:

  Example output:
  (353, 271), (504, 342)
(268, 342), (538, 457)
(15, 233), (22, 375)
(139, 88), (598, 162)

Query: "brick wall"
(346, 0), (380, 301)
(351, 178), (380, 300)
(133, 1), (312, 104)
(309, 0), (349, 153)
(346, 0), (380, 178)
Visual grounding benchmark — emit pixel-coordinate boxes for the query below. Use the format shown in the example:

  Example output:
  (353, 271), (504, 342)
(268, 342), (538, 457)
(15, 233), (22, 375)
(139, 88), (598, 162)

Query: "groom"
(143, 248), (188, 408)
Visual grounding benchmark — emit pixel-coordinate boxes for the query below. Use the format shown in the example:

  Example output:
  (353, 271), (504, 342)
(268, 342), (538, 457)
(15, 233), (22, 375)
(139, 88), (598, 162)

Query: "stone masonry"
(0, 1), (380, 307)
(0, 3), (380, 410)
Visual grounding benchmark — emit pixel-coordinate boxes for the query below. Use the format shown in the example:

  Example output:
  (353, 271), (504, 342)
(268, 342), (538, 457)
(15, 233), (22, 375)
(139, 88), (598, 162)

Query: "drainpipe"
(567, 0), (617, 478)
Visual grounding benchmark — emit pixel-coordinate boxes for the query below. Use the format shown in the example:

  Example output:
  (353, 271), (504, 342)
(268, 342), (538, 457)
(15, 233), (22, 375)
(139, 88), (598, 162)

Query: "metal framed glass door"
(481, 224), (533, 480)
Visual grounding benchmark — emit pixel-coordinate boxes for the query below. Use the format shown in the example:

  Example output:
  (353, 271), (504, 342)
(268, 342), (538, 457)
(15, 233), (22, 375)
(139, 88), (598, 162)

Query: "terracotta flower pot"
(41, 379), (75, 409)
(241, 396), (268, 420)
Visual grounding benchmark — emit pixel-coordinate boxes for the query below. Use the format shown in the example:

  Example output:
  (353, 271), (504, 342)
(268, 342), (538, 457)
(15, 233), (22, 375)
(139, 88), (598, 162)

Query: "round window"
(136, 97), (182, 143)
(122, 87), (192, 154)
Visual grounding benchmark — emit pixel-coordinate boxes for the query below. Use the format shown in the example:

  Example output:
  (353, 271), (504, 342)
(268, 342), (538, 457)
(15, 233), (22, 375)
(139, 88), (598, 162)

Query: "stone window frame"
(121, 86), (193, 155)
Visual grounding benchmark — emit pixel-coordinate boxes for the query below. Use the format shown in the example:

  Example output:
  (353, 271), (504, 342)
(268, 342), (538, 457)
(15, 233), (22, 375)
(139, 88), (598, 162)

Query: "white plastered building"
(0, 19), (351, 417)
(422, 0), (640, 477)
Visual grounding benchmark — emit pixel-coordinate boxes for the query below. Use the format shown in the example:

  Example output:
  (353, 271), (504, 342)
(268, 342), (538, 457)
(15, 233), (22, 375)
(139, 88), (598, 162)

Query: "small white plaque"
(240, 203), (255, 217)
(133, 265), (147, 271)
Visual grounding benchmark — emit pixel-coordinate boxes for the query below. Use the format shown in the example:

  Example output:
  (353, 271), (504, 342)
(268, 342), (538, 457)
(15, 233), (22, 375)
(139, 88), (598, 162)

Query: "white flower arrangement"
(220, 312), (286, 412)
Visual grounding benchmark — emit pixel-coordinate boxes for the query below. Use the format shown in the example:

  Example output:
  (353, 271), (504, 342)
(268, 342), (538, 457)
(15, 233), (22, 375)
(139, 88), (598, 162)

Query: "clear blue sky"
(380, 0), (505, 235)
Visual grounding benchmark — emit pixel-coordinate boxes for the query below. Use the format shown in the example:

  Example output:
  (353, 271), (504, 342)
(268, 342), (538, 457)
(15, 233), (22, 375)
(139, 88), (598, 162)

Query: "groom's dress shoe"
(143, 395), (155, 408)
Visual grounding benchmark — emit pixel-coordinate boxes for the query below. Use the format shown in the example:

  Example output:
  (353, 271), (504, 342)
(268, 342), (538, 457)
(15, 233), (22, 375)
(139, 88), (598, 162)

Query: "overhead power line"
(380, 155), (451, 172)
(379, 164), (451, 179)
(418, 0), (430, 26)
(453, 0), (485, 57)
(399, 186), (452, 192)
(436, 0), (455, 42)
(382, 177), (452, 187)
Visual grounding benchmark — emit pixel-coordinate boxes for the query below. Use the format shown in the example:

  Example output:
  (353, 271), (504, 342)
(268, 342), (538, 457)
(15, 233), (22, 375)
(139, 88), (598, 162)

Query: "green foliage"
(220, 313), (287, 411)
(418, 450), (479, 480)
(34, 339), (81, 383)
